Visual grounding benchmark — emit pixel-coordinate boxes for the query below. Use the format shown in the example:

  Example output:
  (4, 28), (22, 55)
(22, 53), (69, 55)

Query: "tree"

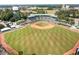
(20, 12), (28, 19)
(68, 18), (74, 25)
(0, 24), (5, 29)
(0, 9), (13, 21)
(36, 8), (46, 14)
(13, 11), (21, 20)
(55, 9), (79, 25)
(10, 17), (17, 22)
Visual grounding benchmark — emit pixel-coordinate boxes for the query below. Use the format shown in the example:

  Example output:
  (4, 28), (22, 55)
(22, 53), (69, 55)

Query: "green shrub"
(0, 24), (5, 29)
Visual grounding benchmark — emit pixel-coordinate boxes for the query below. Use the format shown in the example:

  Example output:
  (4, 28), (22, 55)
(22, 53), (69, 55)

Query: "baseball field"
(4, 21), (79, 55)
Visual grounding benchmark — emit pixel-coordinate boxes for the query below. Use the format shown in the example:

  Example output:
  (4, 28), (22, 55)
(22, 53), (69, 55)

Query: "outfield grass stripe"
(4, 25), (79, 54)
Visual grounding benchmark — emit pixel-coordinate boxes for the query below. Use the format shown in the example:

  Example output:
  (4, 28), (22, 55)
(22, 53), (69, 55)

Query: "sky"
(0, 0), (78, 5)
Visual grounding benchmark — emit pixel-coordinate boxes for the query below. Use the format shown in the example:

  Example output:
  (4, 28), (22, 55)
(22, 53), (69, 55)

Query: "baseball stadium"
(0, 14), (79, 55)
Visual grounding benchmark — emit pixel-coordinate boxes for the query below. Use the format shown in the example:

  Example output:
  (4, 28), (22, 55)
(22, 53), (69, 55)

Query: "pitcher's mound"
(31, 21), (55, 29)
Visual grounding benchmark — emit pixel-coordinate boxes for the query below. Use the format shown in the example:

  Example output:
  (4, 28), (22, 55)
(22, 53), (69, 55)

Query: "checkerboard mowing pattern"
(4, 25), (79, 55)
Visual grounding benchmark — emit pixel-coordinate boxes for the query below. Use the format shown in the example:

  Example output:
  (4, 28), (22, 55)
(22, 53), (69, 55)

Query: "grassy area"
(4, 25), (79, 55)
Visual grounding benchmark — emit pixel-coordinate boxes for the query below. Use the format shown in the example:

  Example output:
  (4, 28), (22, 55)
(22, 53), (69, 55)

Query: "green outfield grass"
(4, 25), (79, 55)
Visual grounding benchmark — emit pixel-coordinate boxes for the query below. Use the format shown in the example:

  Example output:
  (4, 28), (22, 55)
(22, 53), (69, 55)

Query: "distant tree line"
(55, 9), (79, 25)
(0, 9), (13, 21)
(36, 8), (46, 14)
(0, 9), (28, 22)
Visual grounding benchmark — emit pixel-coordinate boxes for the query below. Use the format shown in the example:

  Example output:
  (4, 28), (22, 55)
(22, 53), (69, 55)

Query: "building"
(12, 6), (19, 11)
(74, 18), (79, 26)
(12, 6), (19, 14)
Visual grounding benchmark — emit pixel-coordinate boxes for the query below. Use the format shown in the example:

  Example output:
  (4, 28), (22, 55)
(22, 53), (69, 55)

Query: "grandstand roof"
(28, 14), (57, 18)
